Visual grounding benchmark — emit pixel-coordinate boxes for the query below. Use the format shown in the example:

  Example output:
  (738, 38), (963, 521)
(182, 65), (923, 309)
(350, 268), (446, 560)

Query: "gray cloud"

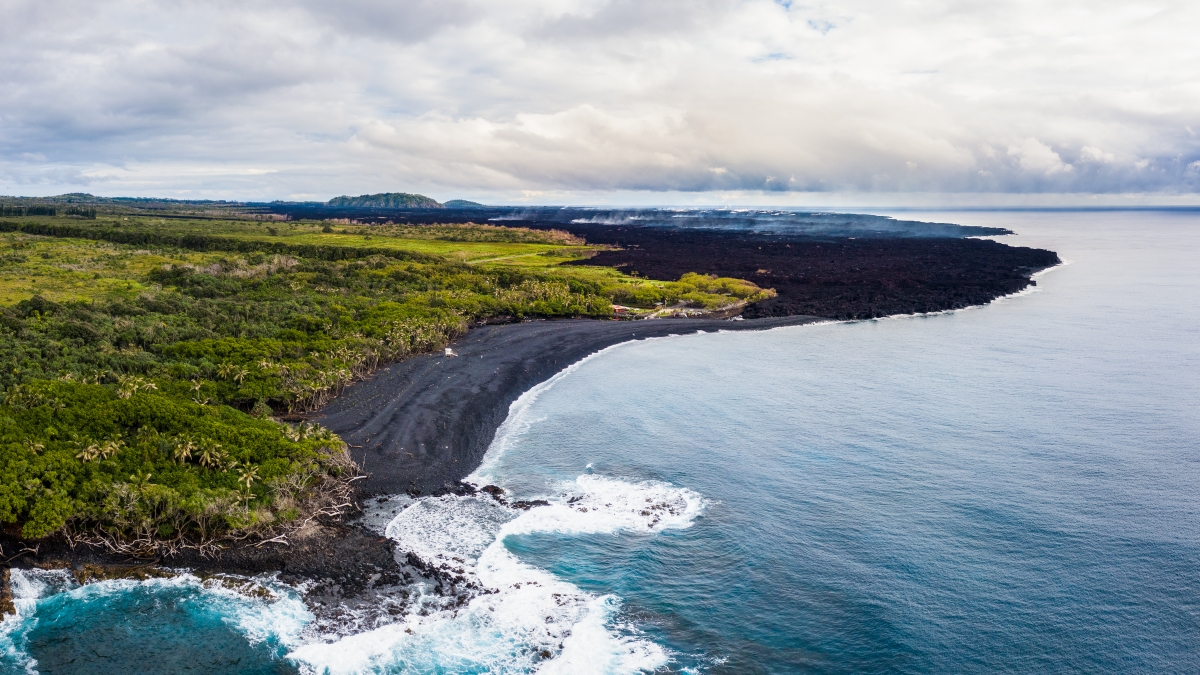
(290, 0), (475, 43)
(1, 0), (1198, 200)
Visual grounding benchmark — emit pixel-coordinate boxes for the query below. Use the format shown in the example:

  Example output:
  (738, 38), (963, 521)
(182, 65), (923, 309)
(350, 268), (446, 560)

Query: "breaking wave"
(0, 569), (311, 674)
(289, 474), (705, 674)
(0, 341), (706, 675)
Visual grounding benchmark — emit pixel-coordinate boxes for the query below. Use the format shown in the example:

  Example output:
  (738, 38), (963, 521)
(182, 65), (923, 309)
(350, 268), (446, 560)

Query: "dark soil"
(557, 224), (1062, 320)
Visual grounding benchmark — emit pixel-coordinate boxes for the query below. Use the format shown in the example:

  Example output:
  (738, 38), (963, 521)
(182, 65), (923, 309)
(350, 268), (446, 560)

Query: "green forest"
(0, 214), (771, 553)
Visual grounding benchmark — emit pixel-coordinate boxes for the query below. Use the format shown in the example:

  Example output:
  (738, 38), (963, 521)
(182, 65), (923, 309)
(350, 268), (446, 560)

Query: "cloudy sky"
(2, 0), (1198, 204)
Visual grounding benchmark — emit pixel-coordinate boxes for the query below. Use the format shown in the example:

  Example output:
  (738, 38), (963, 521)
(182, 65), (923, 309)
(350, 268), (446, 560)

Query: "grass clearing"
(0, 232), (226, 305)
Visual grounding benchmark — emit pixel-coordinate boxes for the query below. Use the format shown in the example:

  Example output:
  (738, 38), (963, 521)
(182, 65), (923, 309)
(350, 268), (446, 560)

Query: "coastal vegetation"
(0, 212), (771, 552)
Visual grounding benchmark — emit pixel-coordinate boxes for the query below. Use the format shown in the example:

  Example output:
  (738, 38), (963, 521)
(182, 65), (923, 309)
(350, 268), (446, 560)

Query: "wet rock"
(0, 569), (14, 618)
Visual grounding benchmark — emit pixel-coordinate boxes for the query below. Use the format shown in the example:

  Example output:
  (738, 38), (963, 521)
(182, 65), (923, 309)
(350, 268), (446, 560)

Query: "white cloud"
(1079, 146), (1116, 164)
(1008, 139), (1074, 176)
(0, 0), (1198, 199)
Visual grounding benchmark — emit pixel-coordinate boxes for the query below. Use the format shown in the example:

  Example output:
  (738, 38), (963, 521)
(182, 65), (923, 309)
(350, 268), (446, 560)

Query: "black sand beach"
(314, 315), (823, 496)
(305, 225), (1059, 498)
(0, 316), (820, 593)
(0, 225), (1060, 591)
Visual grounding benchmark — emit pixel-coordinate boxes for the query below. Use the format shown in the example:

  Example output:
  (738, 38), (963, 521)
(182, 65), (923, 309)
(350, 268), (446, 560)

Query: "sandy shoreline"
(314, 315), (824, 496)
(0, 315), (822, 610)
(0, 253), (1055, 590)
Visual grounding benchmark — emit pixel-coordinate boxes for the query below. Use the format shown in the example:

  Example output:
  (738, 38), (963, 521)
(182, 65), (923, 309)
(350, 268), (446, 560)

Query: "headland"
(0, 199), (1062, 615)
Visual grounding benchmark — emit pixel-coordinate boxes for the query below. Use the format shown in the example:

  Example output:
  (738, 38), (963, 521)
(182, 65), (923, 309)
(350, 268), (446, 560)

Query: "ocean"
(3, 209), (1198, 674)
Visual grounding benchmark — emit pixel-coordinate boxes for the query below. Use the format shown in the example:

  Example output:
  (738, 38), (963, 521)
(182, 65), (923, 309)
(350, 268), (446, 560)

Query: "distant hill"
(51, 193), (103, 203)
(443, 199), (485, 208)
(327, 192), (443, 209)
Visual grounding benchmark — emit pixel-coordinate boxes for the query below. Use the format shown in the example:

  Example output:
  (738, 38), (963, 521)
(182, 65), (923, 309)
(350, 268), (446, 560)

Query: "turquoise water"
(2, 210), (1198, 673)
(0, 569), (311, 674)
(464, 210), (1200, 673)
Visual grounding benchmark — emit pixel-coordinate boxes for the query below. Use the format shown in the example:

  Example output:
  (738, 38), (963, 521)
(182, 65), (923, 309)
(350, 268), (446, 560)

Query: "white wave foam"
(0, 568), (66, 674)
(290, 474), (703, 674)
(468, 341), (642, 486)
(539, 596), (666, 675)
(504, 474), (706, 538)
(356, 493), (416, 536)
(197, 574), (313, 647)
(0, 568), (312, 673)
(838, 258), (1071, 324)
(385, 493), (517, 574)
(978, 259), (1070, 305)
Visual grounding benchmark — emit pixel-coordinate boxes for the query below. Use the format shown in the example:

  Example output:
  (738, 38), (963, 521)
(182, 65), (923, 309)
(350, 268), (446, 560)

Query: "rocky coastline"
(0, 234), (1062, 617)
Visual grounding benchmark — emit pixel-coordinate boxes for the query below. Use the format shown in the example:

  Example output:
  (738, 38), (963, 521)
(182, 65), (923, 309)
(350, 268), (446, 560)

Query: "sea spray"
(0, 568), (68, 674)
(0, 337), (702, 675)
(0, 569), (312, 675)
(289, 474), (704, 674)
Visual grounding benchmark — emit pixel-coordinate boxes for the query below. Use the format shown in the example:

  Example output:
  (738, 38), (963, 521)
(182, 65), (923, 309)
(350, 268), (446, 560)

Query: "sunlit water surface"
(2, 210), (1197, 674)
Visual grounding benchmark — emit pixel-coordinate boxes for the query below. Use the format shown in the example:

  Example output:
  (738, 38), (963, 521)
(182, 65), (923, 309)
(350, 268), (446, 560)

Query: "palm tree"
(237, 465), (259, 490)
(116, 376), (157, 399)
(98, 439), (122, 459)
(311, 423), (335, 441)
(198, 443), (224, 469)
(173, 438), (196, 464)
(233, 368), (250, 384)
(129, 471), (154, 490)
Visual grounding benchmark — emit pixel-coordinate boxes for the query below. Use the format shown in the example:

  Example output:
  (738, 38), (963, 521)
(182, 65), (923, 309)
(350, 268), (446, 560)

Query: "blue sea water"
(2, 210), (1198, 674)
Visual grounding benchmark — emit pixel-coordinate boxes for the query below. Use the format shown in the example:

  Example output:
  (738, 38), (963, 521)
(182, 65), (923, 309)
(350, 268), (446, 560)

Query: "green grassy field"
(0, 232), (227, 304)
(0, 215), (770, 310)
